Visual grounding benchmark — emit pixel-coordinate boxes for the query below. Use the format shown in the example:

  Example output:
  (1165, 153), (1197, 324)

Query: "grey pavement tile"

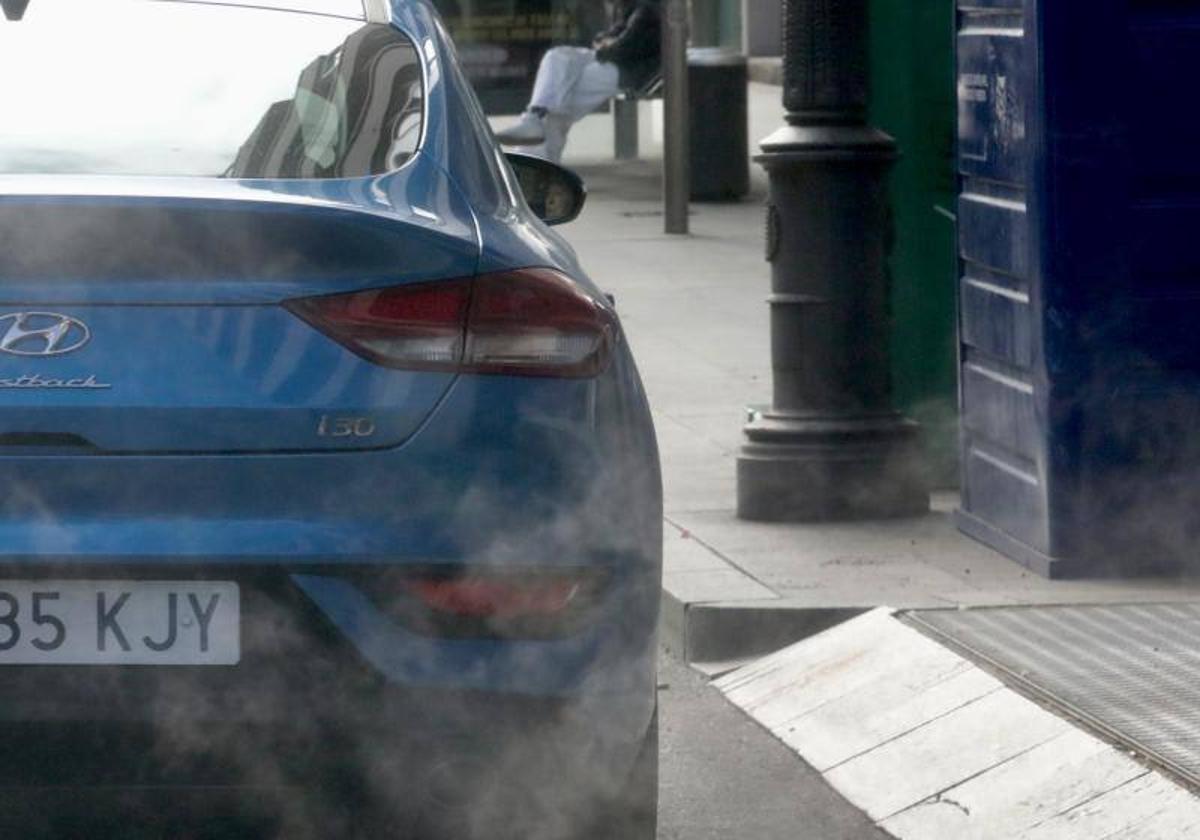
(577, 235), (760, 269)
(661, 411), (754, 457)
(652, 412), (728, 458)
(722, 368), (772, 391)
(762, 570), (983, 610)
(658, 447), (730, 475)
(665, 508), (990, 560)
(626, 325), (768, 370)
(663, 525), (735, 574)
(652, 396), (762, 423)
(641, 366), (747, 403)
(666, 503), (1200, 609)
(662, 483), (738, 518)
(631, 342), (741, 379)
(654, 430), (731, 462)
(662, 568), (778, 605)
(922, 589), (1024, 607)
(977, 580), (1200, 605)
(710, 592), (947, 609)
(657, 452), (728, 479)
(664, 502), (1180, 607)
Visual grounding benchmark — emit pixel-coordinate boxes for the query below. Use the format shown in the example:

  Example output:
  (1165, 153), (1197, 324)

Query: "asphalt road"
(656, 646), (891, 840)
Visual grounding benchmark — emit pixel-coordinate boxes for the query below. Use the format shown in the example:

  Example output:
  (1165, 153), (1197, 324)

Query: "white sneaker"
(495, 111), (546, 146)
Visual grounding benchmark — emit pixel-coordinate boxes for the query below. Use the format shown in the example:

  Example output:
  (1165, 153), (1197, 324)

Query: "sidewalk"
(524, 83), (1200, 670)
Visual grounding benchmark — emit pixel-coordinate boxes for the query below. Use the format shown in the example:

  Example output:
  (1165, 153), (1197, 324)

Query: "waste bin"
(955, 0), (1200, 577)
(688, 47), (749, 201)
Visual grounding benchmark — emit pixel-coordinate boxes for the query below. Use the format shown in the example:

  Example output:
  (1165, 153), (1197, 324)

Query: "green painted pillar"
(868, 0), (959, 486)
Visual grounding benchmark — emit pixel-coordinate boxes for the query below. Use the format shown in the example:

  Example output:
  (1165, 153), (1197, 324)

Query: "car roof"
(159, 0), (391, 23)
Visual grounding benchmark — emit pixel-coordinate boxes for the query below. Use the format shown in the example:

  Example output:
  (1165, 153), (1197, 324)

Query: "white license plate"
(0, 581), (239, 665)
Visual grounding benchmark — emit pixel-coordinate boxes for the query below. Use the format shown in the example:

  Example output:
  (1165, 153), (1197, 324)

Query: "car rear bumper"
(0, 648), (654, 838)
(0, 563), (656, 823)
(0, 687), (653, 838)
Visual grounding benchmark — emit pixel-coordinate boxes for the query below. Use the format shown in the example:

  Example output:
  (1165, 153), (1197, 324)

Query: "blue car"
(0, 1), (661, 837)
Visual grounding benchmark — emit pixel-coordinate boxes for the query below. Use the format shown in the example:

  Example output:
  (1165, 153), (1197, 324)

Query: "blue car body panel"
(0, 11), (662, 835)
(0, 0), (659, 727)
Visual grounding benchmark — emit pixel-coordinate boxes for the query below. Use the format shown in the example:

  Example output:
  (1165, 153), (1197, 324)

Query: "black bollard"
(736, 0), (930, 522)
(2, 0), (30, 21)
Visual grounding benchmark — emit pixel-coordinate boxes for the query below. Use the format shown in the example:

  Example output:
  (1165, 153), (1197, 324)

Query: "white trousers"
(527, 46), (620, 162)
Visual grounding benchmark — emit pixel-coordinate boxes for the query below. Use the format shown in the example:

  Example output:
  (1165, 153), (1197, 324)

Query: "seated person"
(495, 0), (661, 163)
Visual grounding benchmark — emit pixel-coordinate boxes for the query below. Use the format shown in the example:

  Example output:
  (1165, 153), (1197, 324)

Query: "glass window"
(430, 0), (603, 114)
(0, 1), (424, 178)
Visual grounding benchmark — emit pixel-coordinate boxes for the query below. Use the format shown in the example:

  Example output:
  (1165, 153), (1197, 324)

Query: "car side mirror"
(505, 152), (587, 226)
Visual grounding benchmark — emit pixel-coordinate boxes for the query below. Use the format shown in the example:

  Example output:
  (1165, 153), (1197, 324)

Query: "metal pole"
(662, 0), (689, 234)
(735, 0), (929, 521)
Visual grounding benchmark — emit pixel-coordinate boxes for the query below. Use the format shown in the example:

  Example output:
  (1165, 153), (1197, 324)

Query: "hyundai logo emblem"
(0, 312), (91, 357)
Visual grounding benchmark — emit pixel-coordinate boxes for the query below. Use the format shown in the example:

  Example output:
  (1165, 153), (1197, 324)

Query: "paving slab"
(881, 728), (1146, 839)
(779, 662), (1000, 772)
(1015, 773), (1200, 840)
(662, 527), (733, 572)
(825, 688), (1071, 820)
(661, 568), (775, 605)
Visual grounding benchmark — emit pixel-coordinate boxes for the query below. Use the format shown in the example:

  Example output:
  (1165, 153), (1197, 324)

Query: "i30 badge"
(0, 312), (90, 356)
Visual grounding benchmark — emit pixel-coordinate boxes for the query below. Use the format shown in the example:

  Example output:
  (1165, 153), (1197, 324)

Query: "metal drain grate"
(907, 603), (1200, 788)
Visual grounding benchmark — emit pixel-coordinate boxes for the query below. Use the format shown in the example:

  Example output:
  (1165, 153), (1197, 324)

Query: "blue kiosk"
(956, 0), (1200, 576)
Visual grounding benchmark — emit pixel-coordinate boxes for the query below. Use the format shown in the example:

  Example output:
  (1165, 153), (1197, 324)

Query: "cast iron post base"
(738, 409), (928, 521)
(735, 116), (931, 521)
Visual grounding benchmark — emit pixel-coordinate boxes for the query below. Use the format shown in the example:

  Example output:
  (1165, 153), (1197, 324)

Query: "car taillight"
(360, 569), (608, 640)
(464, 268), (615, 377)
(404, 577), (583, 619)
(285, 279), (471, 371)
(285, 268), (616, 378)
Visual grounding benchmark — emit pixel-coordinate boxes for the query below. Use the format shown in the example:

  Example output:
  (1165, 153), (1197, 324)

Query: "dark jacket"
(593, 0), (661, 90)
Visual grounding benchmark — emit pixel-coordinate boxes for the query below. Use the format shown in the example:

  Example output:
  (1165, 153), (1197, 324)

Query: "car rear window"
(0, 1), (424, 178)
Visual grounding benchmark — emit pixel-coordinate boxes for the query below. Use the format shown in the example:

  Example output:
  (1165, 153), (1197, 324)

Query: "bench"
(613, 74), (663, 160)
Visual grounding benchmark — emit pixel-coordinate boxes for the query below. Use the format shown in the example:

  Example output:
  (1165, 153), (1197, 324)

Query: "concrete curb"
(715, 608), (1200, 839)
(657, 521), (866, 669)
(660, 585), (863, 672)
